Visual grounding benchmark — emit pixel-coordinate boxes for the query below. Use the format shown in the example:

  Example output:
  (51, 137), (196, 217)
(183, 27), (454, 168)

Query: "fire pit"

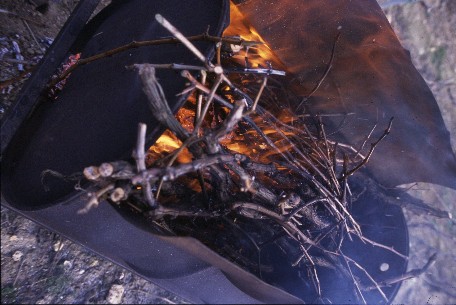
(2, 0), (454, 303)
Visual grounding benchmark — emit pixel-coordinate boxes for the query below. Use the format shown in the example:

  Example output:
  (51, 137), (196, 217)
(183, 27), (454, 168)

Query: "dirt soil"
(1, 0), (455, 304)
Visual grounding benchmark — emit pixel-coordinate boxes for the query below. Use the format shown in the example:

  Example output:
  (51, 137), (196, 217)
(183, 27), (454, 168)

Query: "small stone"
(9, 235), (18, 241)
(106, 284), (125, 304)
(89, 260), (99, 267)
(53, 241), (63, 252)
(12, 250), (23, 262)
(63, 260), (72, 270)
(78, 269), (85, 275)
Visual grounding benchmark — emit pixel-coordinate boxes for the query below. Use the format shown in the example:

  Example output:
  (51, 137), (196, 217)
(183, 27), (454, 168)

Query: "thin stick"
(77, 183), (115, 214)
(132, 154), (243, 184)
(47, 33), (260, 88)
(356, 234), (408, 260)
(128, 63), (207, 71)
(247, 76), (268, 114)
(155, 14), (206, 63)
(194, 74), (223, 134)
(286, 198), (329, 221)
(216, 42), (222, 66)
(196, 70), (207, 120)
(353, 122), (377, 160)
(340, 252), (367, 304)
(134, 123), (156, 208)
(23, 20), (44, 53)
(231, 202), (319, 248)
(343, 254), (388, 302)
(181, 70), (233, 109)
(0, 8), (45, 26)
(1, 58), (34, 65)
(318, 117), (341, 195)
(13, 257), (28, 287)
(342, 117), (394, 178)
(0, 66), (36, 90)
(292, 245), (322, 296)
(297, 32), (341, 110)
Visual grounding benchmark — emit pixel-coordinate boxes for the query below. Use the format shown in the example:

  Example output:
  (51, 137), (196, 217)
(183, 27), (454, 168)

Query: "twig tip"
(155, 14), (163, 23)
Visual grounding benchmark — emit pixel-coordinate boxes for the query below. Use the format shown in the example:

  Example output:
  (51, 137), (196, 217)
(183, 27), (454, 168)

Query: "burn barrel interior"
(2, 0), (438, 303)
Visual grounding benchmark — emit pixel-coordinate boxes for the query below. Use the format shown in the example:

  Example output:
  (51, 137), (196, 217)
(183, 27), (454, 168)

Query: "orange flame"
(147, 128), (192, 164)
(147, 1), (292, 166)
(223, 2), (285, 70)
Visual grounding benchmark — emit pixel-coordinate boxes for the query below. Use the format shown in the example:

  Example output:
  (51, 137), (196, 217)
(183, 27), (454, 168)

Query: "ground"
(1, 0), (455, 304)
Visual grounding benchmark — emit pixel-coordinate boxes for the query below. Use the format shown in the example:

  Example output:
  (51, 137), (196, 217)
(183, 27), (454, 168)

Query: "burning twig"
(246, 76), (267, 114)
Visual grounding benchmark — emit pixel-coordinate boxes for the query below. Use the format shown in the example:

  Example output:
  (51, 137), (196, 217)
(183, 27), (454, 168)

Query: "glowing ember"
(49, 53), (81, 98)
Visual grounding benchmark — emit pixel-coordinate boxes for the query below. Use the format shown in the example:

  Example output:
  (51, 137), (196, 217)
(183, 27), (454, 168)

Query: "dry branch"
(78, 183), (115, 214)
(342, 117), (394, 179)
(135, 64), (189, 141)
(132, 153), (244, 185)
(47, 33), (262, 89)
(133, 123), (156, 208)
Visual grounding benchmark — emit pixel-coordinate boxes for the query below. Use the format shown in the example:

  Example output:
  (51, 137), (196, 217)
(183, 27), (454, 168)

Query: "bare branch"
(342, 117), (394, 178)
(135, 64), (190, 141)
(133, 123), (156, 208)
(78, 183), (115, 214)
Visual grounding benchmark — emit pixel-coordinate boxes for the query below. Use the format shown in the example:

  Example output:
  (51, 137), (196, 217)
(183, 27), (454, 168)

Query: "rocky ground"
(1, 0), (455, 304)
(379, 1), (456, 304)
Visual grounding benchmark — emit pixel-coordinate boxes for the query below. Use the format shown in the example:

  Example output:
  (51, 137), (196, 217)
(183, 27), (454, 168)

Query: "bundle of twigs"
(60, 14), (441, 304)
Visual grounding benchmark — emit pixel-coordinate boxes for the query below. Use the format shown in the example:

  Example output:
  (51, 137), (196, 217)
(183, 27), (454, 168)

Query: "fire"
(147, 129), (192, 165)
(223, 2), (285, 70)
(147, 1), (293, 166)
